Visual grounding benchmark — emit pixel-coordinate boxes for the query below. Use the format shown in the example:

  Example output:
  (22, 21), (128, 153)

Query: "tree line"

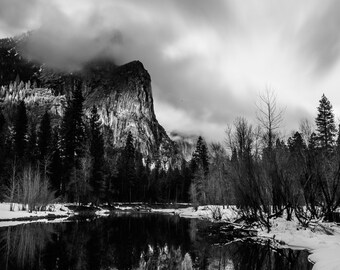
(0, 81), (196, 208)
(1, 78), (340, 228)
(188, 91), (340, 229)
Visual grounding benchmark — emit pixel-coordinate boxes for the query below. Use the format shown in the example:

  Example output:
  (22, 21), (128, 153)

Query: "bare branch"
(255, 87), (285, 148)
(299, 118), (314, 144)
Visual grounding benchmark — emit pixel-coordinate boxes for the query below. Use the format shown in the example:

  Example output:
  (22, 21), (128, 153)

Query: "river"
(0, 213), (313, 270)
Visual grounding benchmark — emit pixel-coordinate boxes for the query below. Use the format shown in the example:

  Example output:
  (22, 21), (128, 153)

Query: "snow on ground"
(0, 203), (72, 221)
(153, 205), (340, 270)
(95, 208), (111, 216)
(114, 206), (134, 211)
(151, 205), (238, 221)
(1, 202), (340, 269)
(259, 217), (340, 270)
(0, 217), (72, 228)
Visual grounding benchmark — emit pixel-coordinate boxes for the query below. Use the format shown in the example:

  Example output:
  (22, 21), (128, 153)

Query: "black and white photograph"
(0, 0), (339, 269)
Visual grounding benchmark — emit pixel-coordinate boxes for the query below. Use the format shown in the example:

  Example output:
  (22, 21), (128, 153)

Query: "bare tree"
(225, 117), (254, 157)
(6, 159), (18, 211)
(207, 143), (230, 205)
(226, 117), (273, 231)
(299, 118), (313, 145)
(256, 88), (284, 150)
(256, 88), (287, 215)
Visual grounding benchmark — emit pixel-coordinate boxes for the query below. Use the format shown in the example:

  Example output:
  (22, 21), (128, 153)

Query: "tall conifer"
(315, 94), (336, 151)
(14, 101), (27, 158)
(192, 136), (209, 175)
(119, 131), (136, 202)
(38, 111), (52, 160)
(61, 82), (85, 195)
(89, 106), (105, 203)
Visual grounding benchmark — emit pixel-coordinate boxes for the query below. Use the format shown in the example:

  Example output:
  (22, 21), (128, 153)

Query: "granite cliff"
(82, 60), (180, 167)
(0, 38), (182, 167)
(170, 131), (197, 161)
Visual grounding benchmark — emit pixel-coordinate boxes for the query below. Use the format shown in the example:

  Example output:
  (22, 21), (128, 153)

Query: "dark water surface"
(0, 213), (313, 270)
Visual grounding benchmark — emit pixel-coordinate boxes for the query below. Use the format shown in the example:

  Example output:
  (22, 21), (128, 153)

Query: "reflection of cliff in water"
(0, 214), (313, 270)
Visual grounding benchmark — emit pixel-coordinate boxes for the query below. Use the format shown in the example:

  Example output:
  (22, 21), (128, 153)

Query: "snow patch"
(259, 217), (340, 270)
(0, 203), (72, 221)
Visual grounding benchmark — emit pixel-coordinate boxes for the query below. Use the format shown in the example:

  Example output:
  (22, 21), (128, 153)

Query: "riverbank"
(0, 203), (339, 269)
(0, 203), (114, 226)
(259, 217), (340, 270)
(134, 204), (340, 270)
(156, 205), (340, 270)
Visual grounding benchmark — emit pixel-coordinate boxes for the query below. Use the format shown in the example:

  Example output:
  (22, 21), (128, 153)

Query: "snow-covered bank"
(0, 203), (72, 220)
(151, 205), (238, 221)
(153, 205), (340, 270)
(259, 217), (340, 270)
(0, 202), (114, 227)
(1, 203), (340, 269)
(0, 217), (72, 228)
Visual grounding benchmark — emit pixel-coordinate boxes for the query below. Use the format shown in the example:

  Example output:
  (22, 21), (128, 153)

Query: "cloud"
(21, 1), (124, 70)
(0, 0), (41, 36)
(298, 1), (340, 74)
(1, 0), (340, 141)
(10, 0), (232, 71)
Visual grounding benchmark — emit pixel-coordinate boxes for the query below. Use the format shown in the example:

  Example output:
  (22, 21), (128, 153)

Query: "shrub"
(6, 164), (57, 212)
(209, 206), (223, 221)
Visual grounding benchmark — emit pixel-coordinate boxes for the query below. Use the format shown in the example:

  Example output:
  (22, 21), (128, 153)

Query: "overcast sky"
(1, 0), (340, 141)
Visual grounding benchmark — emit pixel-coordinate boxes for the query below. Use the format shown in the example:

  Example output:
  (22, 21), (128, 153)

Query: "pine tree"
(119, 131), (136, 202)
(62, 83), (85, 165)
(0, 109), (6, 184)
(180, 160), (191, 202)
(89, 106), (105, 204)
(14, 101), (28, 158)
(288, 131), (306, 154)
(135, 151), (147, 202)
(49, 128), (63, 194)
(38, 111), (52, 160)
(315, 94), (337, 151)
(27, 123), (39, 161)
(192, 136), (209, 175)
(61, 82), (86, 195)
(336, 124), (340, 152)
(189, 136), (209, 206)
(61, 100), (75, 165)
(0, 110), (5, 153)
(0, 109), (4, 133)
(308, 132), (317, 150)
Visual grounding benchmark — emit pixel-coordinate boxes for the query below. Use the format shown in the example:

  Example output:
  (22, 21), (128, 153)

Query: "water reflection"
(0, 214), (313, 270)
(0, 223), (55, 269)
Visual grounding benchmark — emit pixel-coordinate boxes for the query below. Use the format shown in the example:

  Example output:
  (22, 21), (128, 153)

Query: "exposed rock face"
(0, 39), (182, 167)
(170, 131), (197, 161)
(0, 85), (66, 126)
(82, 60), (180, 167)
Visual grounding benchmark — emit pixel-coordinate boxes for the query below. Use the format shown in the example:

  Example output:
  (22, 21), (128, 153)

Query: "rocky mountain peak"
(83, 60), (180, 168)
(0, 35), (183, 168)
(170, 131), (198, 161)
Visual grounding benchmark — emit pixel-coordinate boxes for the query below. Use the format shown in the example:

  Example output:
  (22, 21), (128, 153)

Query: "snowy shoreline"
(148, 205), (340, 270)
(1, 203), (340, 269)
(0, 203), (72, 225)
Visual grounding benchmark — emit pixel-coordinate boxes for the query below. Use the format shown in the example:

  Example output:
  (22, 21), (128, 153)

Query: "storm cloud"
(1, 0), (340, 141)
(299, 1), (340, 73)
(0, 0), (40, 35)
